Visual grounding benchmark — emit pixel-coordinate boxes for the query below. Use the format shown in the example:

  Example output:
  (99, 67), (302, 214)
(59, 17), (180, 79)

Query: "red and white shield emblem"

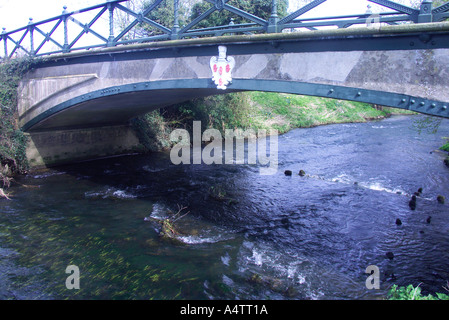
(210, 46), (235, 90)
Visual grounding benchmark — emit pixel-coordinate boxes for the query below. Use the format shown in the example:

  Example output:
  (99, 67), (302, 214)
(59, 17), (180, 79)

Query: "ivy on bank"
(0, 57), (38, 183)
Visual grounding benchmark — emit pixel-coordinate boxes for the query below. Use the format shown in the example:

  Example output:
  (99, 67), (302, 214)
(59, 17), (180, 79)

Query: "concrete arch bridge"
(5, 0), (449, 166)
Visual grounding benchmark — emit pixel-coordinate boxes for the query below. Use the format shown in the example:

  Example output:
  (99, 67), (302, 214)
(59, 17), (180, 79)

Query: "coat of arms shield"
(210, 46), (235, 90)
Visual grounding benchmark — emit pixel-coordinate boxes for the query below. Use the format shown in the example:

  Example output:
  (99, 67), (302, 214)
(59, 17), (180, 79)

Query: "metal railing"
(1, 0), (449, 60)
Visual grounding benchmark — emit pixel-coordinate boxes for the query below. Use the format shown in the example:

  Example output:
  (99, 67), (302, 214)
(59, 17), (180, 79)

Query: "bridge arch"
(22, 77), (448, 132)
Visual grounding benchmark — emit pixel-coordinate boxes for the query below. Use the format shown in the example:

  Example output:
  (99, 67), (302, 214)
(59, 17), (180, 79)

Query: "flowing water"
(1, 115), (449, 300)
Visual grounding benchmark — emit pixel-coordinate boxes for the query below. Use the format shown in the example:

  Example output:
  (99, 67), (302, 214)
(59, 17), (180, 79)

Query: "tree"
(114, 0), (148, 40)
(115, 0), (190, 39)
(116, 0), (289, 38)
(188, 0), (289, 30)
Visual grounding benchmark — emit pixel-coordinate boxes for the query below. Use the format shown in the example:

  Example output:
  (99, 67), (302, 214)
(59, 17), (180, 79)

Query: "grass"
(246, 92), (406, 134)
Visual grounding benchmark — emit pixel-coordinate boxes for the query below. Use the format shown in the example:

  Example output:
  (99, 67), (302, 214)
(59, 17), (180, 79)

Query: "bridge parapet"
(2, 0), (449, 60)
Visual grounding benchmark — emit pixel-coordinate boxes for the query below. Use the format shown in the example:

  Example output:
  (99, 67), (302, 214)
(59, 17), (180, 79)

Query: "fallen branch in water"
(171, 204), (190, 223)
(145, 204), (190, 244)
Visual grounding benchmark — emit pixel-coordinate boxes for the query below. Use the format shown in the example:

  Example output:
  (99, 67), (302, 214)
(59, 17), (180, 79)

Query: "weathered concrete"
(18, 47), (449, 131)
(26, 125), (140, 167)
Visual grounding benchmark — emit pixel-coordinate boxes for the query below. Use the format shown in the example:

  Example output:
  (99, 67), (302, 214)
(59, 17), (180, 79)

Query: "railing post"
(267, 0), (279, 33)
(107, 2), (115, 46)
(418, 0), (433, 23)
(2, 28), (7, 60)
(171, 0), (180, 40)
(28, 18), (35, 57)
(62, 6), (69, 53)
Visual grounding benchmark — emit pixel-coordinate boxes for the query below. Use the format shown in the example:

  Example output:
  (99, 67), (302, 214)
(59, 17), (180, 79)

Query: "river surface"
(1, 115), (449, 300)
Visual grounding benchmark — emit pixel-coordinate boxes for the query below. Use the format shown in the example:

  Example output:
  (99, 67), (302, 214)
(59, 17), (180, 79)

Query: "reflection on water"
(1, 115), (449, 300)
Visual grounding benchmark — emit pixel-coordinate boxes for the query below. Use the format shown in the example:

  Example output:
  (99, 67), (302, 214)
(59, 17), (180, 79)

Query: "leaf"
(436, 292), (449, 300)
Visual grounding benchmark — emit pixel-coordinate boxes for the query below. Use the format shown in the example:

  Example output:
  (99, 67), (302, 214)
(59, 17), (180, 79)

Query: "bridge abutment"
(26, 125), (140, 168)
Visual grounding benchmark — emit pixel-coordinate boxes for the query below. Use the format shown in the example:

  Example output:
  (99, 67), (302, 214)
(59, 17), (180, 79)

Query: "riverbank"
(0, 58), (36, 196)
(131, 91), (416, 153)
(441, 141), (449, 168)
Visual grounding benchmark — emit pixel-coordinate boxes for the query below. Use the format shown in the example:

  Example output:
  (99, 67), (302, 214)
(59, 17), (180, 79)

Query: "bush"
(165, 92), (260, 134)
(387, 284), (449, 300)
(0, 57), (37, 176)
(130, 110), (172, 152)
(440, 142), (449, 152)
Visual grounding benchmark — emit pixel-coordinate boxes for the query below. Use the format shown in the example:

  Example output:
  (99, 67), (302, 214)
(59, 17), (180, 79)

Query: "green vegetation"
(132, 91), (415, 152)
(124, 0), (288, 39)
(189, 0), (288, 29)
(130, 110), (174, 152)
(387, 284), (449, 300)
(246, 92), (404, 134)
(440, 141), (449, 152)
(0, 57), (37, 187)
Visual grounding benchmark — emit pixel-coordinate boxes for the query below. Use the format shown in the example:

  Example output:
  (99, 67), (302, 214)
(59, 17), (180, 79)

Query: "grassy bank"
(245, 92), (413, 134)
(132, 91), (416, 151)
(440, 140), (449, 168)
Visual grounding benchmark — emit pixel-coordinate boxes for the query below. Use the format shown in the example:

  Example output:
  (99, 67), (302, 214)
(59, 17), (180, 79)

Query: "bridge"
(2, 0), (449, 167)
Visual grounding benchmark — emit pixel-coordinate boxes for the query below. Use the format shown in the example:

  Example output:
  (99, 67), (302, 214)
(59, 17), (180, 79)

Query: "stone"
(409, 196), (417, 210)
(386, 252), (394, 260)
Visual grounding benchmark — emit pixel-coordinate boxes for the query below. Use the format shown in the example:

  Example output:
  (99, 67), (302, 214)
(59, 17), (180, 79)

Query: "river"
(1, 115), (448, 300)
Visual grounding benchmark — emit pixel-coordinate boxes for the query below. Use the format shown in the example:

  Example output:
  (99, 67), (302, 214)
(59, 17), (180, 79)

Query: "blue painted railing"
(1, 0), (449, 60)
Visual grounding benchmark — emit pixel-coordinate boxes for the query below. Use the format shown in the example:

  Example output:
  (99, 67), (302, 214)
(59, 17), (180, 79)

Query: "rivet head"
(420, 102), (425, 106)
(431, 103), (436, 108)
(329, 89), (334, 93)
(401, 98), (406, 103)
(356, 92), (361, 96)
(410, 99), (415, 104)
(443, 105), (447, 110)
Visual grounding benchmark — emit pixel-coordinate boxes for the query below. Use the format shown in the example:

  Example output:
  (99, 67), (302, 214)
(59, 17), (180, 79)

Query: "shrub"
(0, 57), (38, 175)
(387, 284), (449, 300)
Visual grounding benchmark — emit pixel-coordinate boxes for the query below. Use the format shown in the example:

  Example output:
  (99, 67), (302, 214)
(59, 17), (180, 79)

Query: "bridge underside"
(25, 85), (224, 131)
(23, 78), (449, 132)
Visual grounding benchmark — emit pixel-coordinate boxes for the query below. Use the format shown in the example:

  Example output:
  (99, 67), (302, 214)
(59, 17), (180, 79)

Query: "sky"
(0, 0), (107, 31)
(0, 0), (406, 31)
